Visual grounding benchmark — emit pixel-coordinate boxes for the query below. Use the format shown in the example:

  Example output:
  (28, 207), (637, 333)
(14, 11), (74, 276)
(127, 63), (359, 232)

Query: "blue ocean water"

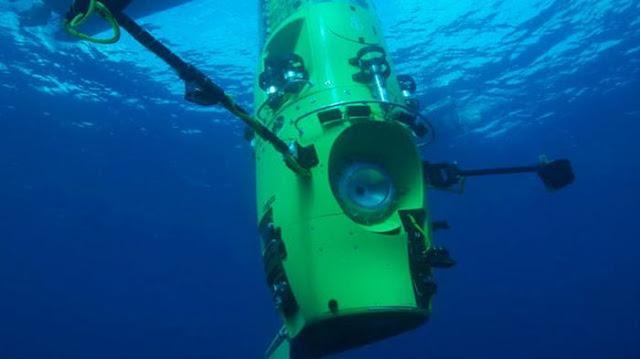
(1, 0), (639, 358)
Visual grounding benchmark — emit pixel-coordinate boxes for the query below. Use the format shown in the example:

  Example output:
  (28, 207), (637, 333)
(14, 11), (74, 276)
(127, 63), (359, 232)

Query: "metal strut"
(424, 159), (575, 191)
(65, 1), (311, 175)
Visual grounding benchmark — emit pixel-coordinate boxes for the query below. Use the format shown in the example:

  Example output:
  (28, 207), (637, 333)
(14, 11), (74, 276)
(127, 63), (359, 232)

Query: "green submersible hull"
(254, 1), (436, 357)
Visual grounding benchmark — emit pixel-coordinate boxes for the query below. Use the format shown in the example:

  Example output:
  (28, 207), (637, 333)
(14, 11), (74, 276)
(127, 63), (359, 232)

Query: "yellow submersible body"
(255, 1), (441, 357)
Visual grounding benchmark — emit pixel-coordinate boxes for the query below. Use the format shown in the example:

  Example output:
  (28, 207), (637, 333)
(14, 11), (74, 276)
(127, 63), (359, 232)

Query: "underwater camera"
(61, 0), (575, 358)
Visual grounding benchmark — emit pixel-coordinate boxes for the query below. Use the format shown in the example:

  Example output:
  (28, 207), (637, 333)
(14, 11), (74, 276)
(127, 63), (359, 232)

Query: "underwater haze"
(1, 0), (639, 358)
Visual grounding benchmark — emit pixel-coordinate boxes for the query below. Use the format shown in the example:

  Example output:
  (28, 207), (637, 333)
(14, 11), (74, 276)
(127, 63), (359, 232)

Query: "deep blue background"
(1, 1), (640, 358)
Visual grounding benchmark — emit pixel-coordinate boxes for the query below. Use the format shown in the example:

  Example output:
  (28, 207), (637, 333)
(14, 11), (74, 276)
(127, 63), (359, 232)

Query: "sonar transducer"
(61, 0), (576, 358)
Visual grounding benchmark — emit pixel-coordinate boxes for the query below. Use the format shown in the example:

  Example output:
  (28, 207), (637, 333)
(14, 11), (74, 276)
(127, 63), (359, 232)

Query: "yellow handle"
(408, 214), (432, 251)
(64, 0), (121, 45)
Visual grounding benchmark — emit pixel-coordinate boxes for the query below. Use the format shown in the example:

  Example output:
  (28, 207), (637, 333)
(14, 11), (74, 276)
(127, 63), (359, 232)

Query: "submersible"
(254, 1), (438, 357)
(62, 0), (575, 358)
